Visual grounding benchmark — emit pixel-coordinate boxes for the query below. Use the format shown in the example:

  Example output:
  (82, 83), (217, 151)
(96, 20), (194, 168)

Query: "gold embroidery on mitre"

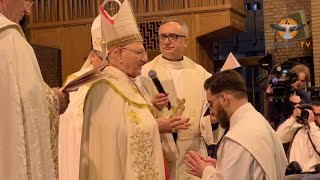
(127, 110), (141, 125)
(130, 127), (159, 180)
(106, 34), (142, 50)
(95, 38), (108, 49)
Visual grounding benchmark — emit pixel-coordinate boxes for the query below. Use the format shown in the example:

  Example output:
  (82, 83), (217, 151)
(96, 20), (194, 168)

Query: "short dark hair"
(204, 69), (248, 99)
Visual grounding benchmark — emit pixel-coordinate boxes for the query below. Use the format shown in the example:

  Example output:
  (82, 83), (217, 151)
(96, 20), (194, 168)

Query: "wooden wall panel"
(197, 38), (214, 73)
(29, 0), (245, 79)
(60, 25), (91, 80)
(196, 11), (228, 37)
(31, 28), (60, 49)
(230, 11), (246, 32)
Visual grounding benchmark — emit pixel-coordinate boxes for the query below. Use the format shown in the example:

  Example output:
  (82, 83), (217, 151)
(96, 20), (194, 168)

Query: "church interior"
(20, 0), (319, 114)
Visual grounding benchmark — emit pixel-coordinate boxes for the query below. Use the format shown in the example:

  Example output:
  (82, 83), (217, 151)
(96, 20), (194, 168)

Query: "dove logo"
(270, 18), (305, 40)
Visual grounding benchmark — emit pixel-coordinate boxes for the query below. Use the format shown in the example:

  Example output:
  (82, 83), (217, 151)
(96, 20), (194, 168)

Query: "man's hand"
(290, 92), (301, 104)
(156, 116), (190, 134)
(152, 93), (170, 110)
(184, 151), (216, 178)
(52, 88), (69, 114)
(266, 84), (273, 94)
(306, 109), (315, 123)
(292, 105), (302, 119)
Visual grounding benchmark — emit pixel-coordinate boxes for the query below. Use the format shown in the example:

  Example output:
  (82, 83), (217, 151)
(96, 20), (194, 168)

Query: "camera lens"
(301, 109), (309, 120)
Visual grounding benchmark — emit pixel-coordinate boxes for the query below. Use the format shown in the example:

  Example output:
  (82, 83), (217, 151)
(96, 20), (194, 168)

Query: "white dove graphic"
(270, 19), (305, 39)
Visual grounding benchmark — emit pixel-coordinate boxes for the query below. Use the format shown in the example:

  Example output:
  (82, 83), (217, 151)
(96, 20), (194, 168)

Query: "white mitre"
(99, 0), (142, 58)
(81, 15), (103, 70)
(221, 52), (241, 71)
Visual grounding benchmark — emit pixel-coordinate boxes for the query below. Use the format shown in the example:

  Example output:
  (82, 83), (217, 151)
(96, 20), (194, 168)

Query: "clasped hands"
(184, 151), (217, 178)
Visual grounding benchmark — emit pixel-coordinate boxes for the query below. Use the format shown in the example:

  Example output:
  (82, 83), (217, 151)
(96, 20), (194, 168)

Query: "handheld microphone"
(148, 70), (172, 110)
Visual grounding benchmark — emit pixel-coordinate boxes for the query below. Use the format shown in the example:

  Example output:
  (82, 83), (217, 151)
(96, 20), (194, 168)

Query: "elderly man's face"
(1, 0), (28, 23)
(119, 42), (148, 78)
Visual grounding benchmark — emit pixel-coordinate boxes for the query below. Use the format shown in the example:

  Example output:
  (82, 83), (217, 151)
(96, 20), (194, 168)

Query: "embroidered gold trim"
(127, 110), (141, 125)
(107, 34), (143, 49)
(45, 86), (59, 178)
(130, 127), (159, 180)
(94, 38), (108, 49)
(85, 79), (151, 109)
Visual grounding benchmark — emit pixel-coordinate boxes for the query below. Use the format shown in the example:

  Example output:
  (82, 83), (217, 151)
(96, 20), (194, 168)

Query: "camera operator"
(276, 105), (320, 180)
(266, 64), (311, 129)
(290, 65), (311, 104)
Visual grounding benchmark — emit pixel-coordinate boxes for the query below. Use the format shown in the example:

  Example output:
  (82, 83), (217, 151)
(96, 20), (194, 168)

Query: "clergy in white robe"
(185, 70), (287, 180)
(137, 20), (216, 180)
(0, 6), (63, 180)
(59, 15), (104, 180)
(59, 50), (103, 180)
(80, 1), (167, 179)
(201, 103), (287, 180)
(80, 65), (166, 180)
(138, 55), (214, 179)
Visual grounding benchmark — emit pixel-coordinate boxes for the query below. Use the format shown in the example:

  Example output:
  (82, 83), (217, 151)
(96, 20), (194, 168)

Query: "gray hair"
(160, 19), (189, 37)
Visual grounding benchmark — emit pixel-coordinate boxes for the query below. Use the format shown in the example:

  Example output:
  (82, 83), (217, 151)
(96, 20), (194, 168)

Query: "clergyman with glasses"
(79, 1), (189, 179)
(137, 19), (221, 180)
(0, 0), (70, 179)
(184, 69), (288, 180)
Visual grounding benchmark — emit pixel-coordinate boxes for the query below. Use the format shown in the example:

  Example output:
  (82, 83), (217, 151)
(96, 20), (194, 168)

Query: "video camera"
(297, 87), (320, 124)
(268, 66), (298, 102)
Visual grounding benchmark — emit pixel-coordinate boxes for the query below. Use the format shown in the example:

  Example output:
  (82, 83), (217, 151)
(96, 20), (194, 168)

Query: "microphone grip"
(152, 77), (165, 93)
(151, 78), (172, 110)
(167, 101), (172, 110)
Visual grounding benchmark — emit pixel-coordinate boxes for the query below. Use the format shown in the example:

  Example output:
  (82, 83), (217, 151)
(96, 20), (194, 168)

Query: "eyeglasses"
(159, 33), (186, 42)
(206, 94), (222, 109)
(121, 47), (148, 58)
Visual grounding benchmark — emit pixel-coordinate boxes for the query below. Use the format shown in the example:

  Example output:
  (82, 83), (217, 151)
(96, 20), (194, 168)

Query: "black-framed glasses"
(121, 47), (148, 58)
(158, 33), (186, 42)
(206, 94), (222, 109)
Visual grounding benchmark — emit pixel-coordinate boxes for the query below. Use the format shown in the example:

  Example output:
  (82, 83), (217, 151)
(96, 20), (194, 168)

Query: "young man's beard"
(217, 102), (230, 129)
